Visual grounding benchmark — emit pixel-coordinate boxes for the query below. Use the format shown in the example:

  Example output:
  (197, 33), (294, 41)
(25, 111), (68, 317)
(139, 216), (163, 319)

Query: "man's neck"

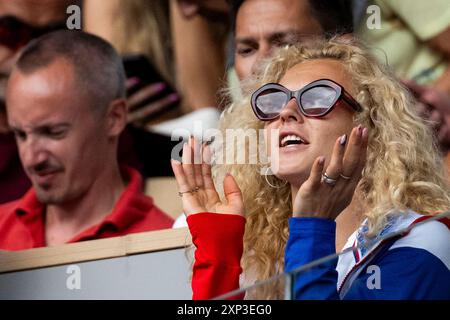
(45, 164), (126, 246)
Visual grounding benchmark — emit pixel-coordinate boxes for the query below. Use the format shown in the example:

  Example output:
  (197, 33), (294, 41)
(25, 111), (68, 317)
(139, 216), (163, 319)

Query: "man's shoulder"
(0, 199), (21, 222)
(0, 198), (21, 210)
(129, 192), (174, 228)
(0, 199), (25, 249)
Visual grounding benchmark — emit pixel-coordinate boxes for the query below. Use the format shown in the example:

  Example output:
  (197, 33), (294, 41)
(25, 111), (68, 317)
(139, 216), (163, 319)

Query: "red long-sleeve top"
(187, 212), (246, 300)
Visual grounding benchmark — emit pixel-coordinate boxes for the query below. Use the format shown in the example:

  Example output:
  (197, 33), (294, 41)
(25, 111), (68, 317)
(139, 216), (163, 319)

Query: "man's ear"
(105, 98), (127, 137)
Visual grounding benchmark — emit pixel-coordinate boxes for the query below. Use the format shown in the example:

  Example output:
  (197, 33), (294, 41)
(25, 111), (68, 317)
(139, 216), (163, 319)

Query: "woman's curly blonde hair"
(213, 37), (450, 299)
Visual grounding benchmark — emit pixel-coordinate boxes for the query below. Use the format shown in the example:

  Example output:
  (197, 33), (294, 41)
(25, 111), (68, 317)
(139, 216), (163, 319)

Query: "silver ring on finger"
(321, 172), (338, 186)
(340, 173), (351, 180)
(178, 190), (193, 197)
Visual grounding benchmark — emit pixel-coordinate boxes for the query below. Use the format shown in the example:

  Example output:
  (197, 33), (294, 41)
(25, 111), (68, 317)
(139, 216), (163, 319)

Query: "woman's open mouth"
(279, 132), (309, 149)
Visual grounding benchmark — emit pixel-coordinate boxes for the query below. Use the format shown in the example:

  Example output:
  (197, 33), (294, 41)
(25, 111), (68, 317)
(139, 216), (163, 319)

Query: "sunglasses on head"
(0, 15), (66, 51)
(250, 78), (362, 121)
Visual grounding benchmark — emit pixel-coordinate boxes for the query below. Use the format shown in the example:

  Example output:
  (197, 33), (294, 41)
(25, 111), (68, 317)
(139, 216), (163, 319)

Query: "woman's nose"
(279, 98), (303, 123)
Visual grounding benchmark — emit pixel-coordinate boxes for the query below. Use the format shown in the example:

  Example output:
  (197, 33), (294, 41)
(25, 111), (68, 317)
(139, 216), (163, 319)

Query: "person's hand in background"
(176, 0), (229, 20)
(126, 77), (180, 126)
(404, 80), (450, 152)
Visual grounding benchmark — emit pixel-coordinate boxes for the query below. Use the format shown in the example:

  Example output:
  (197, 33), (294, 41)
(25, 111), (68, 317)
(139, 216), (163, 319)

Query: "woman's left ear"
(106, 98), (128, 137)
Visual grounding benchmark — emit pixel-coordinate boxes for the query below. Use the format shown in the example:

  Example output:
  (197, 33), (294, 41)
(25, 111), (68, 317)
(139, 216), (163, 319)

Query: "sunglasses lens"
(300, 85), (337, 116)
(254, 89), (287, 120)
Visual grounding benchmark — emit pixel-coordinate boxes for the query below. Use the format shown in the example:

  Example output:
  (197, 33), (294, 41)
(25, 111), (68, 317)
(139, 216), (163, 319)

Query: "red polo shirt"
(0, 166), (174, 251)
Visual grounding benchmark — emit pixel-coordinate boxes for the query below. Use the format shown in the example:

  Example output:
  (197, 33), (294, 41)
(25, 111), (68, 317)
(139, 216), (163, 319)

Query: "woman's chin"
(273, 170), (309, 187)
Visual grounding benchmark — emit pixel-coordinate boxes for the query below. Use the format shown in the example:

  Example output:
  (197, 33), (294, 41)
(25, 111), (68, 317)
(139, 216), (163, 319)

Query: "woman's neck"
(334, 198), (364, 252)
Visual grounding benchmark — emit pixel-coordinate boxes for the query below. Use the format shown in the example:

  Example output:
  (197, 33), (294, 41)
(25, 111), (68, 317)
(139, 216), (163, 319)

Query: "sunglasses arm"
(342, 91), (362, 112)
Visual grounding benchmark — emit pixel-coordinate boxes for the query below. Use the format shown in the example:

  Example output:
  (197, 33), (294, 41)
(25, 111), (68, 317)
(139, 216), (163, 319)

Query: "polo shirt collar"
(15, 188), (45, 220)
(70, 166), (151, 242)
(14, 188), (46, 246)
(99, 166), (150, 231)
(14, 166), (150, 243)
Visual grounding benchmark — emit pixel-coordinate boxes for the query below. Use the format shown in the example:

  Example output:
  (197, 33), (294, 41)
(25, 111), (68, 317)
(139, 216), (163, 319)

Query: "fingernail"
(154, 82), (166, 91)
(318, 156), (325, 165)
(128, 77), (140, 86)
(362, 127), (368, 138)
(339, 134), (347, 146)
(168, 93), (179, 102)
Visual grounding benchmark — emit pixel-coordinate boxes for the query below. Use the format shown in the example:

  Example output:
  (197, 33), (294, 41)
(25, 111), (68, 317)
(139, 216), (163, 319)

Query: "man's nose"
(250, 44), (274, 75)
(20, 138), (48, 169)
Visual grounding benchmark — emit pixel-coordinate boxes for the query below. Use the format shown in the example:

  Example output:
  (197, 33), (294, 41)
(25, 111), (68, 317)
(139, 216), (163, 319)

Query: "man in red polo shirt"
(0, 0), (76, 203)
(0, 30), (174, 250)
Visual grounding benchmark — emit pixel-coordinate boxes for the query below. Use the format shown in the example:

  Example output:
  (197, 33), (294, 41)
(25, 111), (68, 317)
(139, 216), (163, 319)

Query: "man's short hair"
(228, 0), (354, 36)
(15, 30), (126, 114)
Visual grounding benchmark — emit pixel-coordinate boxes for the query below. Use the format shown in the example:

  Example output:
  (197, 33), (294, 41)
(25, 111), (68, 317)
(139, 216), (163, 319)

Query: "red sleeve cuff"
(187, 212), (246, 265)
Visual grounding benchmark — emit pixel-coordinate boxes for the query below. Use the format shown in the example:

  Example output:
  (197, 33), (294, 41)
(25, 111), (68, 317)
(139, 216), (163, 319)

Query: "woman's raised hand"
(293, 125), (369, 220)
(171, 137), (244, 217)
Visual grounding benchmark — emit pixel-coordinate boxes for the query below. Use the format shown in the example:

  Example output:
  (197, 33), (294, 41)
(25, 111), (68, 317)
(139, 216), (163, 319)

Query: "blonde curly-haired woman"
(171, 37), (450, 300)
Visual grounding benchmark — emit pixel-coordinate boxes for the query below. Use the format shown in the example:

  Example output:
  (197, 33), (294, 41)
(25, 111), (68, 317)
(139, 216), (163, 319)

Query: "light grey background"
(0, 248), (192, 299)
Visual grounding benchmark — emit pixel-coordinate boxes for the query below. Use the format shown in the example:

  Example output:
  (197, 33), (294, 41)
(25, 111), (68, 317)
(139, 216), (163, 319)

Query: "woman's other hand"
(293, 126), (368, 220)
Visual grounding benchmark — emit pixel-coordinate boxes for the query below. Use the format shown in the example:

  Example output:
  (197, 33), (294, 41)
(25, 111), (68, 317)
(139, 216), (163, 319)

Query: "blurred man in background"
(0, 31), (173, 250)
(0, 0), (75, 203)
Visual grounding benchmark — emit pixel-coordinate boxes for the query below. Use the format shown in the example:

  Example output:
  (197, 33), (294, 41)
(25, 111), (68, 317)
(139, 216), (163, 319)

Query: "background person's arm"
(83, 0), (117, 43)
(384, 0), (450, 93)
(170, 0), (227, 111)
(428, 27), (450, 94)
